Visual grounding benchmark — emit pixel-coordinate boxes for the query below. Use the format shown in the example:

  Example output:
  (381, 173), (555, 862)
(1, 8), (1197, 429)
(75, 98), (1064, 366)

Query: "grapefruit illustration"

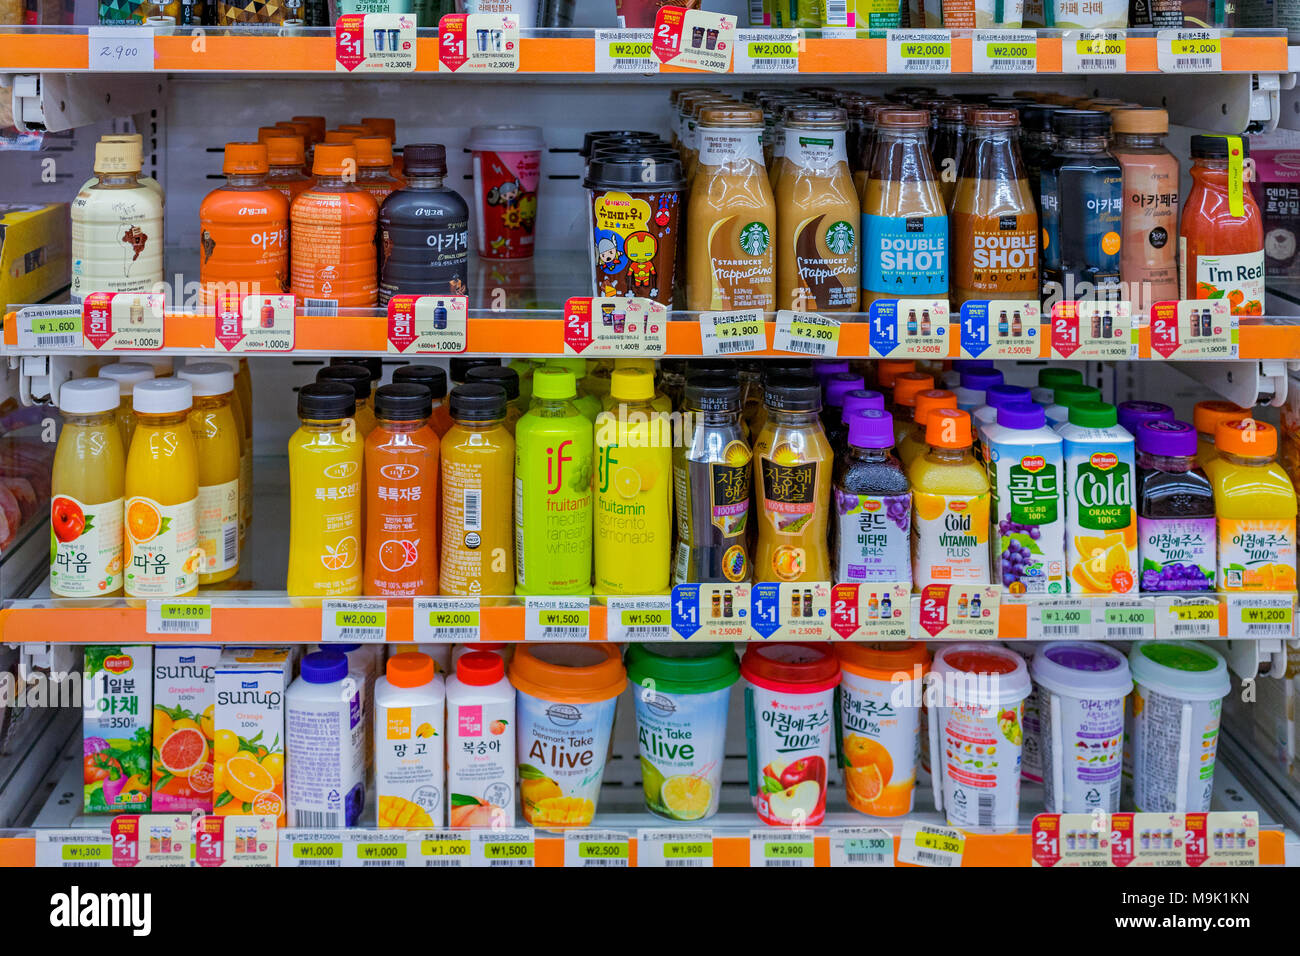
(126, 500), (161, 543)
(158, 727), (208, 778)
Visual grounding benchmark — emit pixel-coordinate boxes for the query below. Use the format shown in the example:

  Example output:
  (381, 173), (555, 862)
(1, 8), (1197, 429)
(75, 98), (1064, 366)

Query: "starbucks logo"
(826, 220), (855, 256)
(739, 221), (770, 257)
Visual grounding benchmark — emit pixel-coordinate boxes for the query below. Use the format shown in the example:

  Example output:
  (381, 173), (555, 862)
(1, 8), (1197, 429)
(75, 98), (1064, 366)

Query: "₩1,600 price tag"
(594, 28), (659, 73)
(145, 600), (212, 636)
(732, 29), (799, 73)
(525, 596), (590, 641)
(321, 599), (388, 643)
(412, 597), (480, 643)
(772, 309), (840, 357)
(336, 13), (416, 73)
(386, 294), (468, 353)
(214, 294), (295, 353)
(699, 309), (765, 355)
(885, 29), (952, 74)
(15, 305), (82, 351)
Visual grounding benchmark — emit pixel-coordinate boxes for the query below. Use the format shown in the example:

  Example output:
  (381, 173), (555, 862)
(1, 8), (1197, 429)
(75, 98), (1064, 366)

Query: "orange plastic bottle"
(355, 137), (402, 206)
(361, 117), (404, 179)
(325, 130), (360, 145)
(199, 142), (290, 308)
(364, 383), (439, 596)
(264, 136), (315, 206)
(277, 121), (317, 171)
(290, 143), (379, 309)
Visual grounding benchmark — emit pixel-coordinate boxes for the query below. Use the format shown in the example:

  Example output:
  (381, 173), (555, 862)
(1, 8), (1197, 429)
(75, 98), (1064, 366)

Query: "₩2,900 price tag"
(749, 581), (831, 640)
(145, 600), (212, 636)
(525, 596), (590, 641)
(1147, 300), (1235, 360)
(750, 829), (816, 867)
(214, 294), (295, 353)
(321, 599), (388, 643)
(867, 298), (949, 359)
(336, 13), (416, 72)
(1157, 29), (1222, 73)
(412, 597), (480, 643)
(829, 583), (909, 641)
(15, 305), (82, 351)
(1050, 300), (1135, 360)
(670, 583), (751, 640)
(81, 292), (164, 351)
(438, 13), (520, 73)
(606, 596), (672, 642)
(594, 28), (659, 73)
(88, 25), (155, 72)
(972, 29), (1037, 73)
(386, 294), (468, 354)
(1062, 29), (1126, 73)
(651, 6), (736, 73)
(958, 300), (1041, 359)
(699, 309), (766, 355)
(916, 584), (999, 640)
(636, 829), (714, 867)
(732, 28), (799, 73)
(885, 29), (952, 74)
(772, 309), (840, 357)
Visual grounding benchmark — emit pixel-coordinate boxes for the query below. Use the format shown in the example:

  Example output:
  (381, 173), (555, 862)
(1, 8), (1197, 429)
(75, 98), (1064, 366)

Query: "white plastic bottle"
(286, 651), (366, 827)
(446, 650), (516, 827)
(315, 642), (380, 768)
(71, 138), (164, 303)
(374, 652), (447, 828)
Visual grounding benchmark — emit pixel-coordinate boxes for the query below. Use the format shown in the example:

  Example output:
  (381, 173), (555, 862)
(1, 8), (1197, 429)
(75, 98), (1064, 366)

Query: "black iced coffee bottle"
(378, 143), (470, 303)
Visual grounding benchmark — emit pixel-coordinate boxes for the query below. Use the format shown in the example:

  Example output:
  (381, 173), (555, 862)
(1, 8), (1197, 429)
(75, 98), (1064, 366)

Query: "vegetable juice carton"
(213, 647), (291, 825)
(83, 646), (153, 813)
(151, 646), (220, 813)
(1060, 402), (1138, 594)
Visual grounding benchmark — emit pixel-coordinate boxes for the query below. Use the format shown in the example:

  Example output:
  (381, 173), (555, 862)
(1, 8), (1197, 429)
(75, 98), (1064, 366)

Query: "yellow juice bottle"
(205, 357), (252, 546)
(51, 379), (125, 598)
(124, 379), (201, 600)
(599, 359), (672, 414)
(594, 368), (672, 594)
(908, 409), (991, 590)
(1193, 400), (1252, 469)
(177, 363), (242, 585)
(1208, 420), (1298, 592)
(96, 362), (154, 451)
(287, 382), (363, 596)
(318, 364), (377, 437)
(466, 366), (524, 435)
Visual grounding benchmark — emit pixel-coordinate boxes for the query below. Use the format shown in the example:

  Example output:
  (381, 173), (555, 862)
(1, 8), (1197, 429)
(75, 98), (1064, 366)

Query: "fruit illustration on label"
(997, 707), (1022, 745)
(126, 499), (162, 543)
(320, 536), (358, 571)
(51, 497), (87, 544)
(379, 538), (420, 572)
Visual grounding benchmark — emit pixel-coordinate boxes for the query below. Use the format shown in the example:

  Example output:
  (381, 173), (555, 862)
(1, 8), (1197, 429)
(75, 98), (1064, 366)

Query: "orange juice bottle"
(203, 356), (252, 546)
(176, 363), (241, 585)
(393, 364), (451, 437)
(365, 384), (438, 596)
(264, 135), (315, 205)
(124, 379), (201, 600)
(355, 137), (402, 205)
(290, 143), (379, 310)
(318, 364), (377, 437)
(96, 362), (154, 451)
(199, 142), (290, 307)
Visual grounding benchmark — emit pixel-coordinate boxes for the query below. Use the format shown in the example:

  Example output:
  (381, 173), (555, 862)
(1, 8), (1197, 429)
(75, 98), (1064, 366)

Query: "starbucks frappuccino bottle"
(71, 138), (164, 303)
(687, 106), (777, 313)
(860, 109), (949, 306)
(682, 95), (738, 186)
(775, 107), (861, 313)
(950, 109), (1039, 308)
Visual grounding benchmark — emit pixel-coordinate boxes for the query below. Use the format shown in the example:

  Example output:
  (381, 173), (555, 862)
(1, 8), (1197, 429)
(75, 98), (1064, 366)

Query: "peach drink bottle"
(290, 143), (379, 309)
(176, 363), (241, 585)
(199, 142), (290, 308)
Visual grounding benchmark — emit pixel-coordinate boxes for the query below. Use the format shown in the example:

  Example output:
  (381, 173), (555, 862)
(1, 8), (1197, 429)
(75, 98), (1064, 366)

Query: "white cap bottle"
(451, 642), (511, 665)
(446, 650), (516, 827)
(374, 652), (446, 828)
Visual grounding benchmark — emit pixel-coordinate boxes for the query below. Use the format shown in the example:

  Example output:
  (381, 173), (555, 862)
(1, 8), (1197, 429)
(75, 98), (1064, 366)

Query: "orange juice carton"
(213, 647), (290, 824)
(83, 646), (153, 814)
(1059, 402), (1137, 594)
(151, 645), (220, 813)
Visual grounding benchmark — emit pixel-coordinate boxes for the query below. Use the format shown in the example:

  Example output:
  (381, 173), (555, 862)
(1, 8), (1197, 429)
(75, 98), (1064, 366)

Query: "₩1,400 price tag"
(564, 297), (667, 356)
(81, 292), (164, 351)
(525, 596), (590, 641)
(321, 599), (388, 643)
(958, 300), (1041, 359)
(829, 583), (910, 641)
(772, 309), (840, 357)
(214, 294), (295, 353)
(916, 584), (999, 640)
(336, 13), (416, 73)
(387, 295), (468, 354)
(1028, 599), (1090, 641)
(867, 298), (949, 359)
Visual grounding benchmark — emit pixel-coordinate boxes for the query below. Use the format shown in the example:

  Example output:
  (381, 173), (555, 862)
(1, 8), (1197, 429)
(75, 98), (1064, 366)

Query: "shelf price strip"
(413, 597), (480, 643)
(885, 29), (952, 74)
(749, 829), (816, 867)
(733, 29), (800, 73)
(593, 28), (659, 73)
(1097, 598), (1154, 641)
(145, 600), (212, 636)
(972, 29), (1037, 73)
(1157, 29), (1222, 73)
(336, 13), (416, 72)
(525, 596), (590, 641)
(636, 829), (714, 867)
(830, 826), (894, 867)
(321, 599), (388, 643)
(565, 829), (631, 868)
(15, 305), (82, 351)
(473, 828), (535, 867)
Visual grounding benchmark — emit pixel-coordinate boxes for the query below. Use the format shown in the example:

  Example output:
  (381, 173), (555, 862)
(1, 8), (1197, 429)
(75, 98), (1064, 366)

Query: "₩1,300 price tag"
(885, 29), (952, 74)
(830, 827), (895, 867)
(321, 599), (388, 643)
(699, 309), (765, 355)
(733, 29), (799, 73)
(81, 292), (165, 351)
(386, 295), (468, 354)
(958, 300), (1041, 359)
(1031, 813), (1111, 867)
(772, 309), (840, 357)
(336, 13), (416, 73)
(593, 28), (659, 73)
(525, 596), (590, 641)
(867, 298), (949, 358)
(898, 821), (964, 867)
(36, 830), (113, 868)
(214, 294), (295, 353)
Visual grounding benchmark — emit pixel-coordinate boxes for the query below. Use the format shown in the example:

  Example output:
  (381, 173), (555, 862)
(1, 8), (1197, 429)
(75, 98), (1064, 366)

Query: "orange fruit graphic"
(126, 500), (161, 542)
(225, 754), (275, 803)
(321, 536), (358, 571)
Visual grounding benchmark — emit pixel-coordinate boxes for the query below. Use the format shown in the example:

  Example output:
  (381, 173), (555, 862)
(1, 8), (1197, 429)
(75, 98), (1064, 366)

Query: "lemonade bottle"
(908, 409), (991, 590)
(176, 363), (241, 585)
(754, 375), (833, 583)
(1209, 420), (1297, 592)
(1060, 401), (1137, 595)
(51, 379), (125, 598)
(96, 362), (154, 450)
(287, 382), (363, 597)
(198, 142), (290, 308)
(595, 368), (671, 595)
(317, 364), (377, 437)
(290, 143), (379, 309)
(124, 379), (201, 600)
(364, 383), (439, 596)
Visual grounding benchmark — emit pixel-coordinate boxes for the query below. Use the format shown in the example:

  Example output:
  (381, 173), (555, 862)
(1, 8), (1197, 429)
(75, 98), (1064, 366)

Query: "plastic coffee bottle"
(378, 144), (469, 303)
(355, 137), (403, 205)
(290, 143), (379, 309)
(199, 142), (290, 308)
(71, 138), (164, 303)
(1111, 109), (1180, 308)
(264, 135), (315, 205)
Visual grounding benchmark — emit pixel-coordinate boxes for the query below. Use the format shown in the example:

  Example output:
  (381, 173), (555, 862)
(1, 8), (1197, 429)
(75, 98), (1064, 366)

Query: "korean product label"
(196, 479), (239, 575)
(1182, 243), (1265, 317)
(744, 684), (835, 826)
(862, 213), (948, 297)
(758, 456), (818, 580)
(936, 699), (1025, 830)
(836, 668), (922, 817)
(377, 699), (446, 828)
(1039, 686), (1124, 814)
(911, 491), (991, 587)
(1217, 517), (1297, 591)
(1138, 516), (1215, 592)
(50, 495), (123, 597)
(1131, 684), (1221, 814)
(517, 691), (618, 829)
(834, 491), (912, 585)
(124, 497), (199, 599)
(287, 686), (366, 828)
(448, 698), (514, 827)
(634, 685), (730, 822)
(82, 646), (153, 814)
(987, 440), (1066, 595)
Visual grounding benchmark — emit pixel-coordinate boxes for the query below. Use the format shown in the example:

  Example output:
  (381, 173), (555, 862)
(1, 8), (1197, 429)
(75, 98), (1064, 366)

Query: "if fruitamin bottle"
(199, 142), (290, 308)
(290, 143), (379, 310)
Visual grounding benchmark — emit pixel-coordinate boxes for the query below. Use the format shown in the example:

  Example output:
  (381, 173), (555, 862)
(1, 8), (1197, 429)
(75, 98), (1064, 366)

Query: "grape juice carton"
(83, 646), (153, 814)
(151, 646), (220, 813)
(213, 647), (291, 825)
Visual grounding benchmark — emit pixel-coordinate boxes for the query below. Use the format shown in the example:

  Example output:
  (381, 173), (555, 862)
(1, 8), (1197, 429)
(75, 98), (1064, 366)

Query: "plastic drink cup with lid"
(509, 643), (626, 829)
(1127, 640), (1230, 813)
(741, 643), (841, 827)
(469, 125), (542, 260)
(834, 642), (929, 817)
(1031, 641), (1132, 814)
(374, 651), (446, 828)
(626, 643), (739, 821)
(928, 643), (1032, 832)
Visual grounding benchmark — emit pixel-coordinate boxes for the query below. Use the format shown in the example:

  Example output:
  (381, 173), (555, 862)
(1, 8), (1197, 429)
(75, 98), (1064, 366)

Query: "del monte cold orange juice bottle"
(199, 142), (290, 308)
(176, 363), (241, 585)
(290, 142), (379, 310)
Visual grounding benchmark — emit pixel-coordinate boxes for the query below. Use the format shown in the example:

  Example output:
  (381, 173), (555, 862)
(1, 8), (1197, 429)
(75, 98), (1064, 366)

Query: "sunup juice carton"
(83, 646), (153, 813)
(214, 647), (291, 825)
(151, 646), (220, 813)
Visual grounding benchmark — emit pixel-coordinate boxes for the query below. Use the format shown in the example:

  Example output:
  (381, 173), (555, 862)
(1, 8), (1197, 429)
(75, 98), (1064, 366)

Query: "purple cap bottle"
(813, 360), (850, 385)
(847, 408), (896, 448)
(841, 388), (886, 423)
(1136, 419), (1197, 458)
(1118, 400), (1175, 436)
(996, 402), (1047, 430)
(824, 372), (866, 409)
(960, 368), (1004, 392)
(982, 384), (1033, 413)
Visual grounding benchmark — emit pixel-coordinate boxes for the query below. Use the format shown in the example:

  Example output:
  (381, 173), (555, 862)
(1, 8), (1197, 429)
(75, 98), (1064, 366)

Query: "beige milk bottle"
(71, 139), (164, 304)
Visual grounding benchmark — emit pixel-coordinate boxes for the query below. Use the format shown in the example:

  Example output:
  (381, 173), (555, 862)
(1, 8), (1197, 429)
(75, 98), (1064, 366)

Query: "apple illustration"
(51, 497), (86, 544)
(768, 780), (822, 823)
(778, 755), (826, 790)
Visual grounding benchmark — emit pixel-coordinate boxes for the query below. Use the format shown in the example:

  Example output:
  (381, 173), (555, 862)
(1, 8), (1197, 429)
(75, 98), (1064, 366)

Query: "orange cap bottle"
(325, 129), (360, 144)
(290, 143), (379, 309)
(891, 372), (935, 414)
(1216, 419), (1277, 459)
(361, 118), (404, 179)
(291, 116), (326, 144)
(199, 142), (290, 309)
(912, 388), (957, 430)
(925, 408), (974, 448)
(264, 135), (315, 205)
(256, 125), (286, 143)
(354, 136), (402, 204)
(876, 358), (916, 392)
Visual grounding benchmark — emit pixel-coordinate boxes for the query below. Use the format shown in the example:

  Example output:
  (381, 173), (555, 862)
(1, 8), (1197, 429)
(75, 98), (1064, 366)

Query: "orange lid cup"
(892, 372), (935, 409)
(913, 388), (957, 428)
(354, 136), (393, 168)
(265, 135), (306, 167)
(386, 651), (435, 688)
(291, 115), (327, 142)
(508, 643), (627, 704)
(876, 359), (916, 391)
(222, 142), (269, 175)
(1216, 419), (1277, 458)
(1193, 400), (1252, 437)
(256, 125), (285, 143)
(362, 117), (397, 140)
(312, 143), (357, 177)
(835, 642), (930, 679)
(925, 408), (974, 449)
(325, 129), (360, 144)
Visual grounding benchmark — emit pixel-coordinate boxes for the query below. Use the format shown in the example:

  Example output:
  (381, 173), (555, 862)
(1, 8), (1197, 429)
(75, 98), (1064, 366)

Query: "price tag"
(1050, 301), (1135, 360)
(972, 29), (1037, 73)
(957, 300), (1041, 359)
(885, 29), (952, 74)
(386, 295), (468, 354)
(670, 582), (751, 641)
(413, 597), (480, 643)
(348, 831), (409, 867)
(1062, 29), (1126, 73)
(606, 596), (672, 642)
(16, 305), (82, 351)
(1157, 29), (1222, 73)
(1028, 599), (1090, 641)
(563, 296), (667, 357)
(867, 299), (949, 359)
(749, 581), (831, 640)
(772, 309), (841, 357)
(472, 828), (535, 867)
(829, 827), (895, 867)
(635, 829), (714, 867)
(525, 596), (590, 641)
(1111, 813), (1186, 867)
(1226, 593), (1294, 640)
(916, 584), (999, 640)
(1185, 812), (1258, 866)
(699, 309), (766, 356)
(145, 600), (212, 636)
(1155, 595), (1221, 641)
(565, 829), (630, 868)
(81, 292), (165, 351)
(1096, 598), (1155, 641)
(88, 26), (155, 71)
(651, 6), (736, 73)
(213, 294), (296, 353)
(336, 13), (416, 72)
(898, 821), (964, 867)
(1147, 300), (1236, 360)
(194, 815), (277, 867)
(829, 583), (910, 641)
(413, 830), (473, 867)
(733, 28), (799, 73)
(110, 814), (190, 867)
(749, 829), (816, 868)
(321, 599), (388, 643)
(36, 830), (113, 868)
(594, 28), (659, 73)
(1031, 813), (1111, 867)
(280, 830), (345, 867)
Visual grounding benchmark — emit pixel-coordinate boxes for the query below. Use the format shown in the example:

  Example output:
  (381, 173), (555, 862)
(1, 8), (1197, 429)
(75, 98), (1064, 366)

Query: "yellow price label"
(609, 41), (652, 57)
(1075, 37), (1125, 55)
(422, 839), (472, 857)
(1171, 604), (1219, 622)
(621, 609), (668, 626)
(916, 830), (965, 855)
(790, 319), (841, 345)
(901, 41), (951, 58)
(539, 609), (589, 627)
(988, 43), (1034, 57)
(430, 610), (479, 627)
(747, 41), (796, 57)
(1241, 605), (1292, 624)
(293, 842), (343, 859)
(355, 842), (407, 860)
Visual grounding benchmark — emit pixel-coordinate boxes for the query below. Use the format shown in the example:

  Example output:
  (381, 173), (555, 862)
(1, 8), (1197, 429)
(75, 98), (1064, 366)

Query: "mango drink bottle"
(290, 143), (379, 309)
(287, 382), (364, 597)
(1193, 400), (1253, 468)
(754, 375), (833, 583)
(318, 364), (377, 437)
(393, 364), (452, 437)
(176, 364), (242, 585)
(199, 142), (290, 308)
(898, 389), (957, 469)
(96, 362), (154, 451)
(515, 367), (594, 595)
(467, 365), (524, 435)
(264, 135), (315, 204)
(51, 379), (125, 598)
(1060, 401), (1138, 595)
(595, 368), (672, 595)
(908, 409), (991, 590)
(124, 379), (201, 600)
(355, 137), (403, 205)
(1208, 420), (1297, 592)
(364, 383), (439, 596)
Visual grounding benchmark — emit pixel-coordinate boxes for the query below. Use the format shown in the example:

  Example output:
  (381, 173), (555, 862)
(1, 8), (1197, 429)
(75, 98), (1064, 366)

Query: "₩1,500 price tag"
(336, 13), (416, 72)
(606, 596), (671, 642)
(525, 596), (590, 641)
(958, 300), (1041, 359)
(867, 298), (949, 359)
(387, 295), (468, 354)
(772, 309), (840, 357)
(321, 599), (388, 643)
(81, 292), (165, 351)
(473, 828), (535, 867)
(214, 294), (295, 353)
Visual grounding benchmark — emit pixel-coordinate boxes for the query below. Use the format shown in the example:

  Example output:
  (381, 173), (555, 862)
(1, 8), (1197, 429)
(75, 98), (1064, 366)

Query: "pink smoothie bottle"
(1112, 108), (1180, 309)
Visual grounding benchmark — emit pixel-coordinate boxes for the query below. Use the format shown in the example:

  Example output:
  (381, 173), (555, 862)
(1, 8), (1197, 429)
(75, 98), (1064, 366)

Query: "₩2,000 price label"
(732, 29), (799, 73)
(1062, 29), (1126, 72)
(321, 599), (388, 643)
(651, 6), (736, 73)
(972, 29), (1037, 73)
(829, 583), (910, 641)
(82, 292), (165, 351)
(1157, 29), (1222, 73)
(1147, 300), (1235, 360)
(1050, 300), (1135, 360)
(670, 583), (751, 640)
(772, 309), (840, 357)
(885, 29), (952, 74)
(593, 28), (659, 73)
(336, 13), (416, 72)
(412, 597), (480, 643)
(867, 298), (949, 359)
(958, 300), (1041, 359)
(386, 294), (468, 354)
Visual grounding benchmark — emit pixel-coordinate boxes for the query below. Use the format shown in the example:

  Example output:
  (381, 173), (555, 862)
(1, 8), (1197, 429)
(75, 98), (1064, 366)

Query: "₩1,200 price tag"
(593, 28), (659, 73)
(1050, 300), (1135, 360)
(829, 583), (910, 641)
(651, 6), (736, 73)
(885, 29), (952, 74)
(1062, 29), (1126, 73)
(438, 13), (520, 73)
(387, 295), (468, 354)
(1155, 595), (1221, 641)
(1148, 300), (1235, 360)
(321, 599), (388, 643)
(958, 300), (1041, 359)
(699, 309), (765, 356)
(81, 292), (164, 351)
(336, 13), (416, 73)
(772, 309), (840, 357)
(972, 29), (1037, 73)
(867, 298), (949, 359)
(214, 294), (295, 353)
(1226, 593), (1294, 640)
(733, 29), (799, 73)
(525, 596), (590, 641)
(15, 305), (82, 351)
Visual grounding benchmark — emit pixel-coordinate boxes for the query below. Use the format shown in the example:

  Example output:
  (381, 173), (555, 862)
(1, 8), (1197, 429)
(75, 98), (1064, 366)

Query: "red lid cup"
(456, 650), (505, 686)
(741, 643), (841, 694)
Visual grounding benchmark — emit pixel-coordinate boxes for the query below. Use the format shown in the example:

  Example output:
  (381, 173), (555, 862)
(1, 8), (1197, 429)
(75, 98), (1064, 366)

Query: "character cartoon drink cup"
(928, 643), (1032, 832)
(584, 151), (684, 306)
(741, 643), (841, 827)
(468, 125), (542, 260)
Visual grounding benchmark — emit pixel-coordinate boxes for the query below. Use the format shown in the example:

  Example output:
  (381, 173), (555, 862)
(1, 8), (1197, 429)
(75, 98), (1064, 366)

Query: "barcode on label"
(303, 298), (338, 317)
(845, 852), (886, 864)
(752, 57), (798, 70)
(543, 627), (586, 639)
(762, 859), (805, 867)
(824, 0), (847, 23)
(295, 859), (340, 867)
(1042, 625), (1081, 636)
(716, 337), (754, 353)
(782, 338), (824, 354)
(914, 849), (954, 866)
(748, 0), (763, 21)
(293, 812), (338, 827)
(337, 628), (379, 640)
(165, 620), (203, 633)
(223, 522), (238, 564)
(989, 58), (1034, 71)
(422, 859), (462, 867)
(361, 859), (403, 867)
(464, 489), (481, 532)
(36, 334), (81, 348)
(612, 58), (650, 67)
(1108, 626), (1146, 637)
(978, 793), (994, 828)
(666, 857), (706, 867)
(904, 58), (947, 70)
(1080, 57), (1117, 68)
(1173, 624), (1209, 635)
(1174, 56), (1213, 69)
